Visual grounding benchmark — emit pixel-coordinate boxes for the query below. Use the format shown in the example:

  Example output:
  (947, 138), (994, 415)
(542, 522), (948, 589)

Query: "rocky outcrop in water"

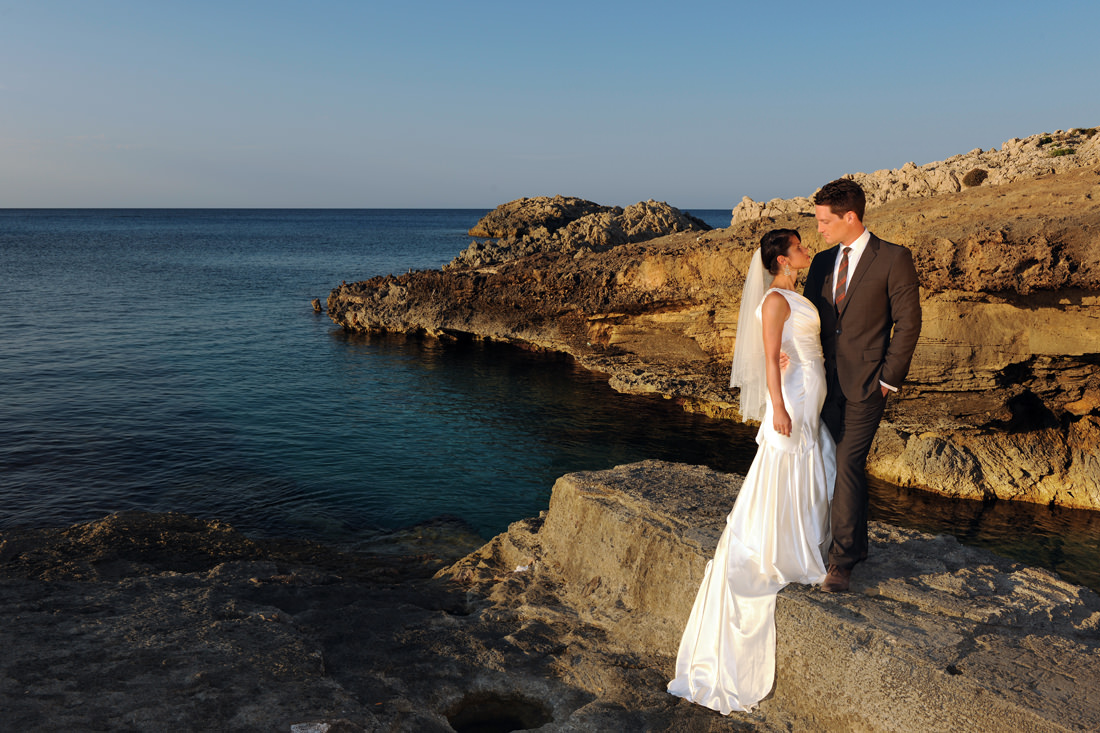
(327, 127), (1100, 513)
(448, 196), (711, 269)
(6, 465), (1096, 731)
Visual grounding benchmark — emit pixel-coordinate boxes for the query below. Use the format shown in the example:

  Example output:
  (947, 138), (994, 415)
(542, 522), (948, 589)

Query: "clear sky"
(2, 1), (1097, 209)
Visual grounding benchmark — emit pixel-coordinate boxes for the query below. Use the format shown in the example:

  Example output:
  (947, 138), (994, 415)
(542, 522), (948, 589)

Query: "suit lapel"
(820, 245), (839, 308)
(837, 235), (879, 319)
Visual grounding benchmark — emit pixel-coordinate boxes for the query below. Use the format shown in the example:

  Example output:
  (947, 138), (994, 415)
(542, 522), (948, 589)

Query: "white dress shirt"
(832, 228), (871, 302)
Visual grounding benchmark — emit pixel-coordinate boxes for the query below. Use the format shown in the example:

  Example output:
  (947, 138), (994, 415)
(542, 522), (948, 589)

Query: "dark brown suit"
(804, 233), (921, 569)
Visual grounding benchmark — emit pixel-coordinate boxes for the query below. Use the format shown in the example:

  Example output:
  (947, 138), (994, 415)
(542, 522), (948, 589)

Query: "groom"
(803, 178), (922, 592)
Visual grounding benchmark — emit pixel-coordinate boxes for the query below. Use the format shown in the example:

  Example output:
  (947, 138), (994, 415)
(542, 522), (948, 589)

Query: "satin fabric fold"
(668, 289), (835, 714)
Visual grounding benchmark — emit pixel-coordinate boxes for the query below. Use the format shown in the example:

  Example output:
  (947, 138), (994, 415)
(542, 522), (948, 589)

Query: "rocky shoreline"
(11, 128), (1096, 732)
(4, 463), (1098, 731)
(327, 127), (1100, 513)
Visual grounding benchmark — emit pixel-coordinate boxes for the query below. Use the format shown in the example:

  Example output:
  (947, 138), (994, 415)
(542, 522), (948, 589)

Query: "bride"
(667, 228), (836, 714)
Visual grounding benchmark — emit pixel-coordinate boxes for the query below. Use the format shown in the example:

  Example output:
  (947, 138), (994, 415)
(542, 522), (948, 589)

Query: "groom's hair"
(760, 228), (799, 275)
(814, 178), (866, 221)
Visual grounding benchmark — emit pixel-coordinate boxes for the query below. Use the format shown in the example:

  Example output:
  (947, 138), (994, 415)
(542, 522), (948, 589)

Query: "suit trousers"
(821, 384), (887, 570)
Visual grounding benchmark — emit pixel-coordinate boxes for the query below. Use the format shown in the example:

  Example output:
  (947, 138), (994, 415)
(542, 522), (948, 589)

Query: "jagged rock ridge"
(731, 126), (1100, 225)
(448, 195), (711, 269)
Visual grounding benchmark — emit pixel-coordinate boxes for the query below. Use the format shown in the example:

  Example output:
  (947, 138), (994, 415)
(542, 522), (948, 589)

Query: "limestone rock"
(730, 193), (813, 227)
(450, 196), (711, 269)
(731, 126), (1100, 225)
(328, 132), (1100, 512)
(6, 464), (1099, 731)
(0, 508), (786, 731)
(441, 461), (1100, 732)
(465, 195), (613, 239)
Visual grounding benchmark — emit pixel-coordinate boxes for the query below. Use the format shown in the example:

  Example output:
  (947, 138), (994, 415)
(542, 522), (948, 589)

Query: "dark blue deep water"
(2, 209), (1098, 590)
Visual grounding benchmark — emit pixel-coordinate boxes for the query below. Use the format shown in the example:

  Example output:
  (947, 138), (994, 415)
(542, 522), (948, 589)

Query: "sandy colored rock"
(730, 127), (1100, 226)
(329, 168), (1100, 512)
(450, 195), (711, 269)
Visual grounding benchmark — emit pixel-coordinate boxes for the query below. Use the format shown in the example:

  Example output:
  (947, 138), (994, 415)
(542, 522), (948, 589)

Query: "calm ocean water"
(2, 209), (1097, 590)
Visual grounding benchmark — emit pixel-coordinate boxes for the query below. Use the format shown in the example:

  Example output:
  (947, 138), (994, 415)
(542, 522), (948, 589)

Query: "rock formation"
(730, 126), (1100, 225)
(5, 464), (1097, 731)
(327, 127), (1100, 513)
(443, 461), (1100, 732)
(448, 195), (711, 269)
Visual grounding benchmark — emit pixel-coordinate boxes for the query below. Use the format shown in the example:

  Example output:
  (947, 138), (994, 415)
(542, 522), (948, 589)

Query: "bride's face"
(783, 237), (812, 271)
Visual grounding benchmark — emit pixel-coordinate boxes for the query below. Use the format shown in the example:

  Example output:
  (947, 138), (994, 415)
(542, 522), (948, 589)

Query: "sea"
(2, 208), (1098, 590)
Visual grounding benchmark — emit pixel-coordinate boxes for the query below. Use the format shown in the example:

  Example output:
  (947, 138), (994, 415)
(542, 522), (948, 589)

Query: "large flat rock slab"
(446, 460), (1100, 731)
(5, 470), (1097, 731)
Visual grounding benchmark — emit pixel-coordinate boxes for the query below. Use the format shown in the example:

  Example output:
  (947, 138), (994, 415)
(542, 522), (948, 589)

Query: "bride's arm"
(761, 292), (792, 437)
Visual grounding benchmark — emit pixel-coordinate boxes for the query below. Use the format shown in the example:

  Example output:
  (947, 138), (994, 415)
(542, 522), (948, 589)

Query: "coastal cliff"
(327, 128), (1100, 512)
(5, 465), (1097, 731)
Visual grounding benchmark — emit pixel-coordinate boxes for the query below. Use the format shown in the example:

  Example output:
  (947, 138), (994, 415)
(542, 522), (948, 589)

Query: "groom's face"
(815, 205), (861, 246)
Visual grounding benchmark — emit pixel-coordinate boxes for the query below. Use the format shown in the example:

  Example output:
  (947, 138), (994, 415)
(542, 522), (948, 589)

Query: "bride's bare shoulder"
(761, 289), (792, 322)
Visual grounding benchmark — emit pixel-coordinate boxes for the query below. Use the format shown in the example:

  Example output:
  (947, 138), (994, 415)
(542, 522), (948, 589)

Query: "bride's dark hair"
(760, 229), (800, 275)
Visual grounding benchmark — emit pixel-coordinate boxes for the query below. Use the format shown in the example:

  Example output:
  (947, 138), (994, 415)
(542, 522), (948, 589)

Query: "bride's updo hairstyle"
(759, 228), (800, 275)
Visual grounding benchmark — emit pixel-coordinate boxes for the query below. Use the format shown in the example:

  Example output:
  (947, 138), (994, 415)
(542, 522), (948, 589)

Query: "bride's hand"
(779, 351), (790, 371)
(773, 406), (792, 437)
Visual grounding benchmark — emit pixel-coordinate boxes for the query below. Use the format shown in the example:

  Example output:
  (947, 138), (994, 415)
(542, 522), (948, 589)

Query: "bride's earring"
(783, 263), (791, 277)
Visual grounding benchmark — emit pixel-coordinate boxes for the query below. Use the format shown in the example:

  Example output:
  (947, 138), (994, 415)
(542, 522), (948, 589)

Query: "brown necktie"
(835, 246), (852, 307)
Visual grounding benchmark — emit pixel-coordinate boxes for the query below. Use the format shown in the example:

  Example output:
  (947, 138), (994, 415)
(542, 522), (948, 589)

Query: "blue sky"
(1, 1), (1097, 209)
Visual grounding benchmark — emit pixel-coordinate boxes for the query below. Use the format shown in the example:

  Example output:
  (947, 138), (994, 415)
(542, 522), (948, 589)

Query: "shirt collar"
(843, 227), (870, 256)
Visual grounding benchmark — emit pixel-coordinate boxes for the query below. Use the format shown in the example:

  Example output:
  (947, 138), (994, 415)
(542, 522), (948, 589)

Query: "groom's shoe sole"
(821, 565), (851, 593)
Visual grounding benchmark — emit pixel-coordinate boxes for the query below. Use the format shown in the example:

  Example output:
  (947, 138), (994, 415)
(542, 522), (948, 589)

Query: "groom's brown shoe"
(822, 565), (851, 593)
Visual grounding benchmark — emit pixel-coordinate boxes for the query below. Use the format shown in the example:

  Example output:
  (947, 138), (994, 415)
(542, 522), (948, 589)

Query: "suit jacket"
(804, 233), (922, 402)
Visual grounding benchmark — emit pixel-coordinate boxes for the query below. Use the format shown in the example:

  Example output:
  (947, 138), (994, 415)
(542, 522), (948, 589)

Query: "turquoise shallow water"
(2, 208), (1097, 590)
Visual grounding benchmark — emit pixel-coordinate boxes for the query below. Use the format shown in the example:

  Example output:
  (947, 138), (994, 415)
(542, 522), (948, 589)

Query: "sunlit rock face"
(731, 127), (1100, 226)
(450, 195), (712, 269)
(329, 128), (1100, 511)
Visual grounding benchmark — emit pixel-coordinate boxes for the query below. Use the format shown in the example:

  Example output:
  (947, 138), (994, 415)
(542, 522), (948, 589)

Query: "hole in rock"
(446, 692), (552, 733)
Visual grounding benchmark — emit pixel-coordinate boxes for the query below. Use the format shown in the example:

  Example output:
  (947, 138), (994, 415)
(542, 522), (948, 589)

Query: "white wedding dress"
(667, 288), (836, 714)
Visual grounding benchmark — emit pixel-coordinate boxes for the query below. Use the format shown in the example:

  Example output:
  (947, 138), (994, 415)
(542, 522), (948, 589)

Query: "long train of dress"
(667, 288), (836, 714)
